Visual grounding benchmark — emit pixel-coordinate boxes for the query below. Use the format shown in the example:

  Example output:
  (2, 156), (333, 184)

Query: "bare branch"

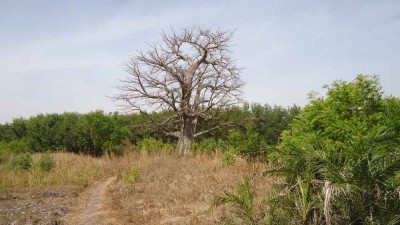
(115, 27), (245, 154)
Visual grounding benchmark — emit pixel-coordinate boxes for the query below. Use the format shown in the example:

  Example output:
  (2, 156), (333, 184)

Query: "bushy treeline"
(212, 75), (400, 224)
(0, 104), (300, 157)
(0, 111), (131, 156)
(266, 75), (400, 224)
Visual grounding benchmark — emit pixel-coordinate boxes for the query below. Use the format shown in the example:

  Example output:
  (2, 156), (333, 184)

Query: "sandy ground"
(0, 186), (81, 225)
(0, 177), (118, 225)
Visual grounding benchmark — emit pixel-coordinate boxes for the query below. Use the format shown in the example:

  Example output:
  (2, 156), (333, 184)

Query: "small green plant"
(123, 166), (140, 183)
(137, 137), (174, 153)
(8, 153), (33, 170)
(37, 152), (54, 171)
(214, 180), (260, 225)
(222, 151), (236, 165)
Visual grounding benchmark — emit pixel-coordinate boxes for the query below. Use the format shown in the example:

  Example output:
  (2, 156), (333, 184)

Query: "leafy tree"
(0, 123), (17, 142)
(228, 125), (267, 159)
(83, 111), (131, 156)
(26, 113), (63, 151)
(54, 112), (92, 153)
(251, 103), (300, 145)
(11, 117), (28, 139)
(269, 75), (400, 224)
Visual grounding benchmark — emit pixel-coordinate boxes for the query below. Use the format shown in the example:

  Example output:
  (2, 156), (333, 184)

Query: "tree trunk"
(176, 116), (196, 155)
(177, 134), (193, 155)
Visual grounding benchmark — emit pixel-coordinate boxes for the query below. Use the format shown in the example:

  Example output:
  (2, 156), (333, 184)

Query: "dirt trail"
(78, 176), (116, 225)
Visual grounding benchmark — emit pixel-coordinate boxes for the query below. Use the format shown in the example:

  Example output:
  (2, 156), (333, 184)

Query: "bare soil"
(0, 186), (81, 225)
(76, 176), (117, 225)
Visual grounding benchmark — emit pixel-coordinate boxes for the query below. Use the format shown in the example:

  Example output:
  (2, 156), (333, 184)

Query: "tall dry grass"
(0, 152), (114, 191)
(0, 151), (275, 224)
(108, 152), (274, 225)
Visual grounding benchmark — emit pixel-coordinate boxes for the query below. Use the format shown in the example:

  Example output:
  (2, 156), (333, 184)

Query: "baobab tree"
(116, 27), (244, 155)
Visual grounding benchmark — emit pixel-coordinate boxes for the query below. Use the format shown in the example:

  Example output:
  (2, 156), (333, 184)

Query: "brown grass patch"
(108, 152), (274, 224)
(0, 151), (275, 224)
(0, 152), (113, 191)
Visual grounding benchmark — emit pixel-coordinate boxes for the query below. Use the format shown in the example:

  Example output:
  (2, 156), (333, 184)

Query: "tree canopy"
(269, 75), (400, 224)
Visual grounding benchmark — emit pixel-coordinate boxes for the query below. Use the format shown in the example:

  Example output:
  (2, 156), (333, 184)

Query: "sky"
(1, 0), (399, 123)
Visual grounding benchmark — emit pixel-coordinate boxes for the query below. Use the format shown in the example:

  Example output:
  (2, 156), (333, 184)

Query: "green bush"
(137, 137), (174, 153)
(123, 166), (140, 183)
(0, 149), (5, 163)
(0, 139), (30, 154)
(251, 103), (301, 145)
(36, 152), (54, 171)
(228, 126), (267, 159)
(193, 138), (230, 154)
(222, 151), (236, 165)
(193, 138), (218, 153)
(269, 75), (400, 224)
(102, 141), (124, 156)
(8, 153), (33, 170)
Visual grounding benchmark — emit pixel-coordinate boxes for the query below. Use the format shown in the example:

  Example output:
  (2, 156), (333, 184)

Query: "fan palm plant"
(268, 127), (400, 224)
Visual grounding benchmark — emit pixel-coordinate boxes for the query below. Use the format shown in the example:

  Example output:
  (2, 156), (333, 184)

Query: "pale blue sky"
(1, 0), (399, 123)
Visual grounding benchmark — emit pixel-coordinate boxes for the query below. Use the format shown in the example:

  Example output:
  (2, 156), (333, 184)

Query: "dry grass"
(0, 151), (275, 224)
(108, 152), (274, 224)
(0, 152), (113, 191)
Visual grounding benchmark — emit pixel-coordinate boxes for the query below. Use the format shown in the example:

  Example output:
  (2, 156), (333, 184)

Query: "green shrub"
(0, 149), (5, 164)
(123, 166), (140, 183)
(102, 141), (124, 156)
(37, 152), (54, 171)
(193, 138), (231, 154)
(228, 126), (267, 160)
(137, 137), (174, 153)
(222, 151), (236, 165)
(8, 153), (33, 170)
(0, 139), (30, 154)
(193, 138), (218, 153)
(269, 75), (400, 224)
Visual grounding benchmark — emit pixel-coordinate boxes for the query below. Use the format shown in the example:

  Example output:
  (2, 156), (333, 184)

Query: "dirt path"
(78, 176), (116, 225)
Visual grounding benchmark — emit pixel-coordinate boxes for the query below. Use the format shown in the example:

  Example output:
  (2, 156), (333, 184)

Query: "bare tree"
(115, 27), (244, 155)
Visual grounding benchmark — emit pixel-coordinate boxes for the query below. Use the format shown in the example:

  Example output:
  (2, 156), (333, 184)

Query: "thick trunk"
(177, 134), (193, 155)
(176, 116), (196, 155)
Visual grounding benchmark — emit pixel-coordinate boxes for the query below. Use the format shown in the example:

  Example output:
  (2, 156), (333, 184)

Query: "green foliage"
(37, 152), (54, 171)
(195, 106), (252, 141)
(269, 75), (400, 224)
(123, 166), (140, 183)
(0, 103), (297, 158)
(193, 138), (230, 154)
(222, 151), (236, 165)
(228, 125), (267, 159)
(8, 153), (33, 170)
(26, 113), (63, 151)
(0, 111), (132, 156)
(137, 137), (174, 153)
(54, 112), (92, 153)
(83, 111), (131, 156)
(0, 123), (17, 142)
(0, 139), (30, 154)
(0, 149), (5, 163)
(214, 180), (261, 225)
(251, 103), (301, 145)
(193, 138), (218, 153)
